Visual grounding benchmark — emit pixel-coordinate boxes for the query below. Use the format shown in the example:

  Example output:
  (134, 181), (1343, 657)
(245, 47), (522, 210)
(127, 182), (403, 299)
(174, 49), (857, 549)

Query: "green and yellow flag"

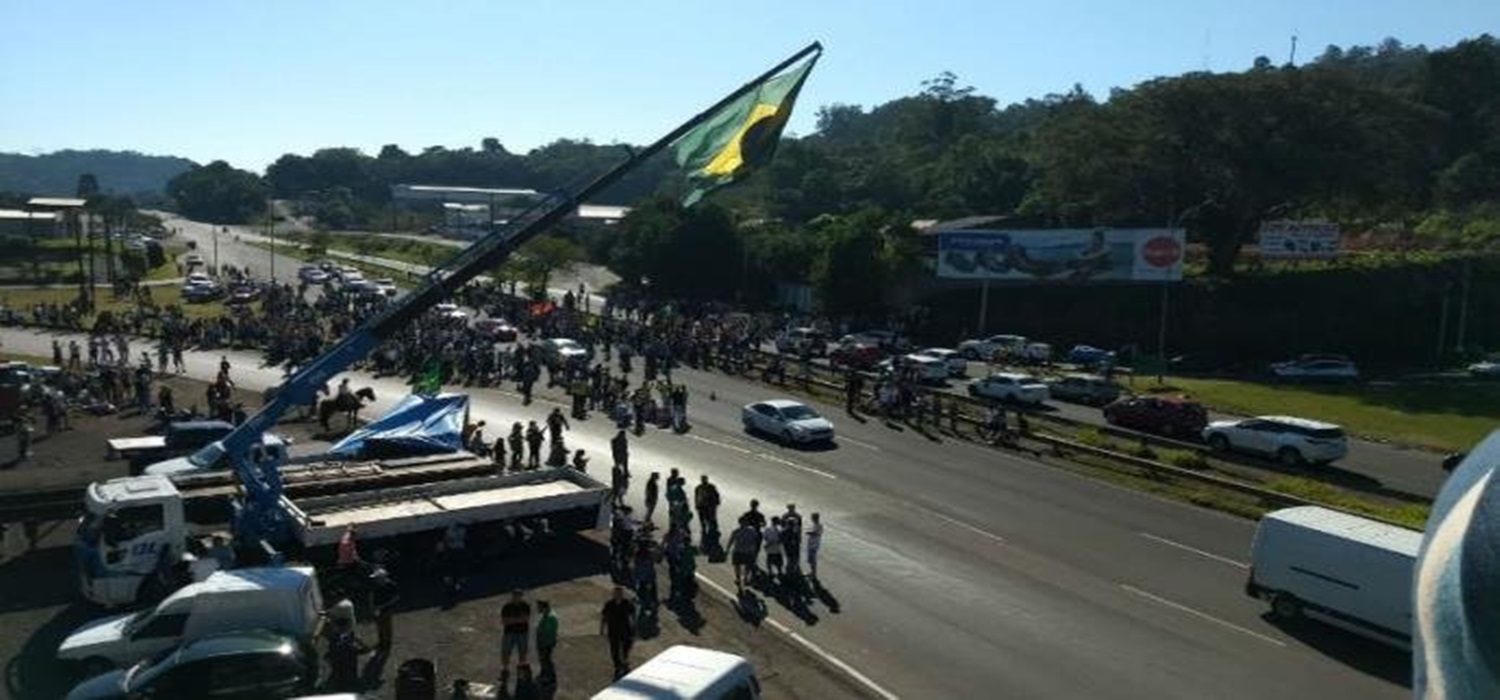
(674, 52), (819, 206)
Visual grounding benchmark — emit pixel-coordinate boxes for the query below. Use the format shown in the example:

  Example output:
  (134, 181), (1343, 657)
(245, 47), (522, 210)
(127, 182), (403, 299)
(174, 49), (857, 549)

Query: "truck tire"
(1271, 593), (1303, 620)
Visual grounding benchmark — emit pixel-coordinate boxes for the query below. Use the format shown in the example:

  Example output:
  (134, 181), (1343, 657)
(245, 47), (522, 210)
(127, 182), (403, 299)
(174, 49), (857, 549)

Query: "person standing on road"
(806, 512), (824, 580)
(763, 516), (785, 585)
(611, 430), (630, 476)
(525, 421), (544, 469)
(781, 504), (803, 575)
(508, 422), (525, 470)
(644, 472), (661, 523)
(535, 600), (558, 684)
(694, 476), (721, 542)
(500, 589), (532, 685)
(844, 369), (863, 415)
(546, 407), (570, 445)
(371, 569), (399, 652)
(601, 585), (637, 679)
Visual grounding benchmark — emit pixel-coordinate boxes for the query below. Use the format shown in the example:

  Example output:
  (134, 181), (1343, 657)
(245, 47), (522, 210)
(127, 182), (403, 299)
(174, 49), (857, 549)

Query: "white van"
(591, 645), (761, 700)
(58, 566), (323, 670)
(1246, 506), (1420, 649)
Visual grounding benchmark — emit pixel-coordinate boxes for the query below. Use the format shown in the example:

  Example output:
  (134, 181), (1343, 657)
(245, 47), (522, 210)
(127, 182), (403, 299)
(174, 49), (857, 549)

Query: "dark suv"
(1102, 395), (1208, 438)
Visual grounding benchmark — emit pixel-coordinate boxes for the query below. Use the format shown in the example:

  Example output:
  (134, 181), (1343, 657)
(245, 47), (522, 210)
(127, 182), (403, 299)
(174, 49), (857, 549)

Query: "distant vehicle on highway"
(1203, 415), (1348, 466)
(968, 373), (1049, 404)
(828, 342), (883, 370)
(1246, 506), (1418, 650)
(957, 334), (1027, 361)
(1270, 355), (1359, 382)
(1065, 344), (1116, 367)
(1044, 373), (1122, 406)
(370, 278), (399, 297)
(433, 303), (468, 321)
(741, 399), (835, 445)
(774, 327), (828, 356)
(917, 348), (967, 377)
(1467, 353), (1500, 378)
(1101, 395), (1207, 438)
(473, 317), (518, 341)
(296, 265), (327, 284)
(183, 253), (204, 268)
(878, 353), (949, 384)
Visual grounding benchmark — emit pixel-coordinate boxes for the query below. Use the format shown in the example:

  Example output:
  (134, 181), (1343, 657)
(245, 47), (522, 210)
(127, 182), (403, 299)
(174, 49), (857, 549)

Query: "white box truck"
(57, 566), (323, 674)
(1245, 506), (1421, 649)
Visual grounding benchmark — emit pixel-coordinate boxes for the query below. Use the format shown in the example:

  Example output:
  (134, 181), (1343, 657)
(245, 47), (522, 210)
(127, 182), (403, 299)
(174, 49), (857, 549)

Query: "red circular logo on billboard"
(1143, 236), (1183, 268)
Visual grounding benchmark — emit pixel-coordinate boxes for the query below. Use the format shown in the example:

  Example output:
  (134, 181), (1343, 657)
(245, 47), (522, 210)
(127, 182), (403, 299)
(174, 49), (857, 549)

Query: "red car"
(1102, 395), (1208, 438)
(829, 342), (885, 370)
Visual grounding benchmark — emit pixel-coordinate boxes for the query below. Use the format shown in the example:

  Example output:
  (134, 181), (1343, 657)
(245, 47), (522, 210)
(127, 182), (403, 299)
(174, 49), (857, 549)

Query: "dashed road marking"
(838, 435), (882, 451)
(755, 452), (838, 480)
(1119, 583), (1286, 647)
(1139, 532), (1249, 569)
(687, 434), (755, 455)
(913, 506), (1008, 545)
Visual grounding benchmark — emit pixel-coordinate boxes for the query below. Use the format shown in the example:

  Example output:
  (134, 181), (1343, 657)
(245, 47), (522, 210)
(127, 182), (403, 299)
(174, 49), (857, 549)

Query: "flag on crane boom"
(673, 49), (821, 206)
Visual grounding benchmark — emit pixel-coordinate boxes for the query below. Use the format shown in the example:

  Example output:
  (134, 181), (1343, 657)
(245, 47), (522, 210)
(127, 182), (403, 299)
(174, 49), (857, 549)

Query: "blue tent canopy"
(328, 393), (469, 459)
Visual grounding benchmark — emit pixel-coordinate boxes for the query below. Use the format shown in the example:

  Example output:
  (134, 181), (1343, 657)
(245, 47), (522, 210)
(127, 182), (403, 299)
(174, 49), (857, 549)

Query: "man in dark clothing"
(546, 407), (570, 445)
(611, 430), (630, 476)
(741, 499), (766, 530)
(325, 622), (367, 691)
(525, 421), (545, 469)
(600, 586), (637, 679)
(694, 476), (721, 541)
(508, 422), (525, 470)
(371, 570), (400, 651)
(845, 370), (863, 414)
(500, 589), (532, 681)
(781, 504), (804, 576)
(644, 472), (661, 523)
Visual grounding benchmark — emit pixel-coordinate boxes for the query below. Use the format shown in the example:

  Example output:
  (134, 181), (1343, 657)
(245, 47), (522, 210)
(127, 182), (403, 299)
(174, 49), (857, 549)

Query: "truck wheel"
(1271, 593), (1303, 620)
(1278, 447), (1305, 468)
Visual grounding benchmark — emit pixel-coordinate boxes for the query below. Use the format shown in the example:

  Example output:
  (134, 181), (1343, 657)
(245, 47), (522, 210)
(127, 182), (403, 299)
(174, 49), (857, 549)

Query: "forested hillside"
(0, 149), (196, 196)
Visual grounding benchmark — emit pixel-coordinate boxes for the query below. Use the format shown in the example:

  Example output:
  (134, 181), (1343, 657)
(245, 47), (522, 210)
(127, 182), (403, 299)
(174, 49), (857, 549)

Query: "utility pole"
(1156, 283), (1170, 383)
(976, 279), (990, 336)
(1455, 259), (1472, 355)
(1288, 34), (1298, 65)
(1436, 284), (1451, 367)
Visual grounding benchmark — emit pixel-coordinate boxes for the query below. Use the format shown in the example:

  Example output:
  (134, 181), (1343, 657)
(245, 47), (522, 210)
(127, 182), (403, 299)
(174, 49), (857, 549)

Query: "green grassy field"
(0, 284), (222, 320)
(1150, 376), (1500, 453)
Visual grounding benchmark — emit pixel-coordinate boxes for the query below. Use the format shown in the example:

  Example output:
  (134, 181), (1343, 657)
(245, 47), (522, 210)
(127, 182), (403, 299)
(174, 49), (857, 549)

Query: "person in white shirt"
(806, 513), (824, 580)
(763, 517), (785, 583)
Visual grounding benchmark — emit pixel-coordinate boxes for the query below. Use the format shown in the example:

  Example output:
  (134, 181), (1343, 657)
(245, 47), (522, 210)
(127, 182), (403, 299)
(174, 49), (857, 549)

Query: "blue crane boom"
(205, 42), (824, 545)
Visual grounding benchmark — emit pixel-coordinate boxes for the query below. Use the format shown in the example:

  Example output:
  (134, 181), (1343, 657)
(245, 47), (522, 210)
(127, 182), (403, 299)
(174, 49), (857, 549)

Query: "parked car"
(839, 330), (907, 352)
(1467, 353), (1500, 378)
(1203, 415), (1349, 466)
(183, 253), (204, 268)
(181, 282), (221, 303)
(957, 334), (1028, 361)
(296, 265), (323, 283)
(473, 317), (519, 341)
(918, 348), (968, 377)
(432, 303), (468, 321)
(1270, 356), (1359, 382)
(967, 373), (1049, 404)
(1101, 395), (1208, 438)
(65, 630), (317, 700)
(1019, 342), (1053, 365)
(539, 337), (589, 366)
(224, 284), (261, 305)
(1066, 344), (1116, 367)
(370, 278), (400, 297)
(1044, 373), (1122, 406)
(774, 327), (828, 356)
(742, 399), (835, 445)
(878, 354), (949, 384)
(829, 342), (884, 370)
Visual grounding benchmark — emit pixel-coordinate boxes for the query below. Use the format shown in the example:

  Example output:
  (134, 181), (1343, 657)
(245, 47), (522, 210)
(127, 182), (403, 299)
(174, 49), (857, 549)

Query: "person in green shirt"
(535, 600), (559, 684)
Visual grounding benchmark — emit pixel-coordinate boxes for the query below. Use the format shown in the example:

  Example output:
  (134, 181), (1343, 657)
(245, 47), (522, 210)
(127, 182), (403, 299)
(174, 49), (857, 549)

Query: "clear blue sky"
(2, 0), (1494, 174)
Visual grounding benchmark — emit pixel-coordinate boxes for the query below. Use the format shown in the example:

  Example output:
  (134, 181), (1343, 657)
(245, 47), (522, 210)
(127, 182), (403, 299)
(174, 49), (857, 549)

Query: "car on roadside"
(181, 280), (221, 303)
(1066, 344), (1116, 367)
(829, 342), (884, 371)
(839, 329), (907, 353)
(1019, 342), (1053, 365)
(774, 327), (828, 357)
(741, 399), (835, 445)
(878, 353), (950, 384)
(539, 337), (589, 366)
(968, 373), (1049, 404)
(432, 302), (468, 321)
(474, 317), (519, 341)
(64, 630), (317, 700)
(183, 253), (204, 268)
(1202, 415), (1349, 467)
(918, 348), (968, 377)
(370, 278), (400, 297)
(1101, 395), (1208, 438)
(223, 284), (262, 305)
(1270, 356), (1359, 382)
(1467, 353), (1500, 378)
(296, 265), (322, 283)
(1044, 373), (1122, 406)
(957, 334), (1028, 361)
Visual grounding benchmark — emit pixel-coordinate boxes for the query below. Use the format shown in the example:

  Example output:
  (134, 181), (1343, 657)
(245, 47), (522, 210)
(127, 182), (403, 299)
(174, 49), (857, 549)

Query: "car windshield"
(780, 405), (818, 420)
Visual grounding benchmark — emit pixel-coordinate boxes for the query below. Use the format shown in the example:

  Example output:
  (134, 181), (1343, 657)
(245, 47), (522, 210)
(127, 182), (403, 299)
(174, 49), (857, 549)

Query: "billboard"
(1258, 221), (1340, 259)
(936, 228), (1185, 282)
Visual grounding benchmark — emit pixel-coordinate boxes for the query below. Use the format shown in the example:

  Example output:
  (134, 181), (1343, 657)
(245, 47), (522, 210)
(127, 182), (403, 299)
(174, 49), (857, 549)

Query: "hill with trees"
(0, 149), (196, 197)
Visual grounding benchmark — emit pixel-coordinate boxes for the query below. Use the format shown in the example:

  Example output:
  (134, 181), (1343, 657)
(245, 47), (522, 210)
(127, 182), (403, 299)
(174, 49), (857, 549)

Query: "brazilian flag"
(674, 52), (820, 206)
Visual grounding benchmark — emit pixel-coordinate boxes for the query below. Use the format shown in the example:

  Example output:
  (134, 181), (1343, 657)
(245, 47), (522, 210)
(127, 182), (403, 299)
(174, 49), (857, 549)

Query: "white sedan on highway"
(742, 399), (836, 445)
(967, 373), (1050, 404)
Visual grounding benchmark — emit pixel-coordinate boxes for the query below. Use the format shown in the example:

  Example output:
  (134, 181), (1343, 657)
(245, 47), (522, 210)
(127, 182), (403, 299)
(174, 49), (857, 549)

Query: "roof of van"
(1265, 506), (1423, 556)
(163, 566), (316, 606)
(591, 645), (751, 699)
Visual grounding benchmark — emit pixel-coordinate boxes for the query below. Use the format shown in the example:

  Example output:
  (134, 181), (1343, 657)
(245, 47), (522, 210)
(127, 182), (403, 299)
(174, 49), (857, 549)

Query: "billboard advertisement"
(937, 228), (1185, 282)
(1258, 221), (1340, 259)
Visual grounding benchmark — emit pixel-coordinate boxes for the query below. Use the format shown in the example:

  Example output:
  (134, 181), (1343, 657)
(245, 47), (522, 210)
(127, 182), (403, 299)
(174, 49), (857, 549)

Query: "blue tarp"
(328, 393), (469, 459)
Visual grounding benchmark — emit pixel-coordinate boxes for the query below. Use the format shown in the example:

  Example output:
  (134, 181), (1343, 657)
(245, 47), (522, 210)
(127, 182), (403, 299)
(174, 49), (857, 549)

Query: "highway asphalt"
(0, 320), (1413, 699)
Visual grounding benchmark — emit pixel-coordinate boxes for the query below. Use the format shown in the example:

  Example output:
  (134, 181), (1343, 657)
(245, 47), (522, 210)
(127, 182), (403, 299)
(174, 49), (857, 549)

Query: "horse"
(319, 386), (376, 432)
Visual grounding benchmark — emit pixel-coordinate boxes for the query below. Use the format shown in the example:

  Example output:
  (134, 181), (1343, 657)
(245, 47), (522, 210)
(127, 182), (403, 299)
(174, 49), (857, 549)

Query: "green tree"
(514, 235), (584, 298)
(812, 210), (893, 315)
(166, 161), (268, 224)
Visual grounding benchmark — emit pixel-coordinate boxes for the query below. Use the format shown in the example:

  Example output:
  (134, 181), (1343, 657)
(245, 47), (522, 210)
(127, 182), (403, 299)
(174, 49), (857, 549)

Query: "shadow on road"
(1264, 615), (1412, 687)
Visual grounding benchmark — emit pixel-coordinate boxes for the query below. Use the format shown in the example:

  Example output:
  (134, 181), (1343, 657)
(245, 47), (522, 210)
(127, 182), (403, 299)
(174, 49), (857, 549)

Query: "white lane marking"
(913, 506), (1007, 545)
(1139, 533), (1249, 570)
(694, 573), (902, 700)
(687, 434), (754, 455)
(495, 390), (567, 407)
(838, 435), (882, 451)
(755, 452), (838, 480)
(1119, 584), (1286, 648)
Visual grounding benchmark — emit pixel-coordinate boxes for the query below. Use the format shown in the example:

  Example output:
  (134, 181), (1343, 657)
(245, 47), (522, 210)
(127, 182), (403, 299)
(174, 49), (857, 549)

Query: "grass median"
(1148, 375), (1498, 454)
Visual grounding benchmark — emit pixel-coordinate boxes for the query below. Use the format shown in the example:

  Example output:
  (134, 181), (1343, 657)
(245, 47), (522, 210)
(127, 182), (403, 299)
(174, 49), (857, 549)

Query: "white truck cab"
(58, 566), (322, 671)
(76, 475), (190, 607)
